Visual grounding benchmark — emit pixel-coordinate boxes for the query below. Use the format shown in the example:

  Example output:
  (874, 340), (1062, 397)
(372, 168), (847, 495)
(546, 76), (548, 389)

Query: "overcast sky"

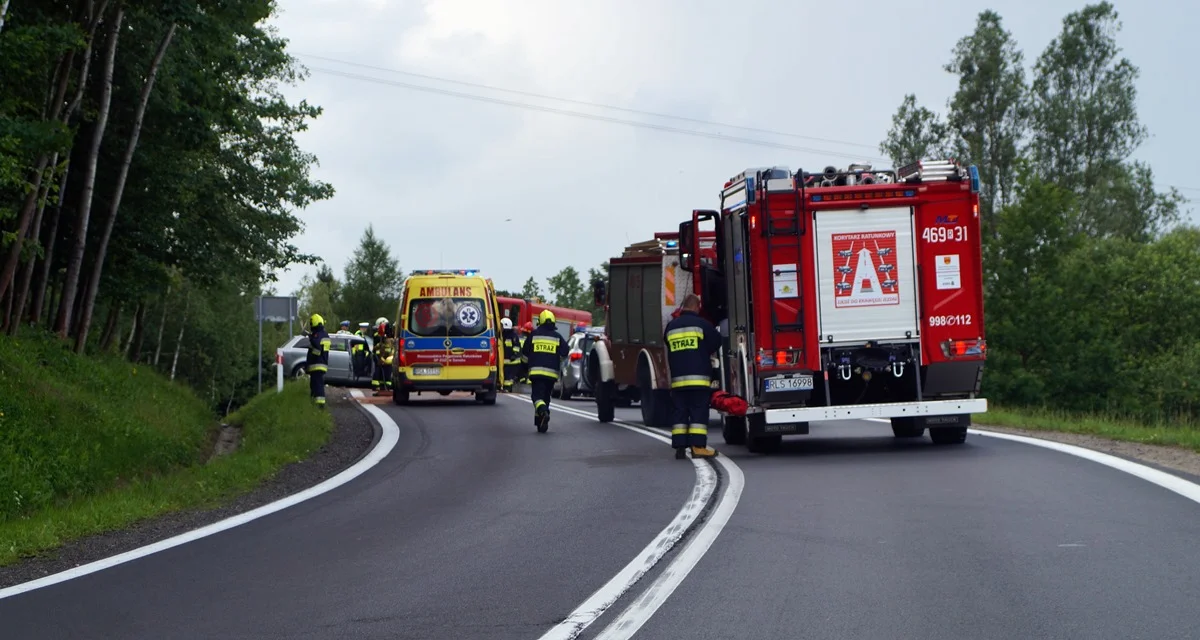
(266, 0), (1198, 298)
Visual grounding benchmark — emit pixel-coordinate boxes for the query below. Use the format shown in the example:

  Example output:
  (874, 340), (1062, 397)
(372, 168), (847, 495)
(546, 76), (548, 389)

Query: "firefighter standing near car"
(306, 313), (332, 407)
(664, 294), (721, 459)
(350, 321), (371, 378)
(372, 317), (395, 396)
(500, 317), (522, 392)
(521, 310), (568, 433)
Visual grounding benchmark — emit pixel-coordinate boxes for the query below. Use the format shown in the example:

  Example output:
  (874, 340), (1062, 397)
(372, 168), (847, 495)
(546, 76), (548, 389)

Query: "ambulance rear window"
(408, 297), (489, 337)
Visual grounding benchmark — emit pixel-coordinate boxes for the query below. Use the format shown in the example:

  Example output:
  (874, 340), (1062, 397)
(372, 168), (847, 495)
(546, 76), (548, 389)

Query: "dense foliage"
(0, 0), (332, 412)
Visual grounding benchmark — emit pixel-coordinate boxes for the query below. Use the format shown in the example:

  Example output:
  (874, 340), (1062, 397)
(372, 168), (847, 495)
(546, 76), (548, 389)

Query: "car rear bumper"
(395, 370), (497, 393)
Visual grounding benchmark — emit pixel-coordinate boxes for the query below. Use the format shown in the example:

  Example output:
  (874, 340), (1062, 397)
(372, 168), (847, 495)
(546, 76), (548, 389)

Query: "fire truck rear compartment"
(812, 206), (919, 345)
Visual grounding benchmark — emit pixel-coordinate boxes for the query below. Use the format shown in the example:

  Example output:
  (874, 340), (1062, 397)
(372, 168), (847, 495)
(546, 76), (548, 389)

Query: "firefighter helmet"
(538, 309), (555, 325)
(310, 313), (325, 327)
(501, 317), (513, 330)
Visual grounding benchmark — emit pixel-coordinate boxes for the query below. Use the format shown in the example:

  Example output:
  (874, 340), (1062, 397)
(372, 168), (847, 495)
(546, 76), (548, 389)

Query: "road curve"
(4, 392), (1200, 640)
(0, 393), (696, 639)
(580, 406), (1200, 640)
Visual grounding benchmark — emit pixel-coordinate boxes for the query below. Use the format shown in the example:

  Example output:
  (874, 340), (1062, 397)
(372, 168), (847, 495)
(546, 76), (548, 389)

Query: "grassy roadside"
(979, 405), (1200, 452)
(0, 332), (331, 567)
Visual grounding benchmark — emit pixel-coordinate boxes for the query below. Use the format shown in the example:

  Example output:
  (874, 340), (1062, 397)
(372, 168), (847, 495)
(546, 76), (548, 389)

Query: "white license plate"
(412, 366), (441, 376)
(764, 375), (814, 392)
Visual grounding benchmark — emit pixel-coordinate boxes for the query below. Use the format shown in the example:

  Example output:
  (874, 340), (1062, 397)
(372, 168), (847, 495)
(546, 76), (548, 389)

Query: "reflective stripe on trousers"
(670, 375), (709, 388)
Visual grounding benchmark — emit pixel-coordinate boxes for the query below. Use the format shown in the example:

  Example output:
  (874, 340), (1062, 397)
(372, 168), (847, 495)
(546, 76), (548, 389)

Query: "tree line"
(504, 264), (610, 324)
(0, 1), (330, 412)
(294, 225), (404, 328)
(880, 2), (1195, 422)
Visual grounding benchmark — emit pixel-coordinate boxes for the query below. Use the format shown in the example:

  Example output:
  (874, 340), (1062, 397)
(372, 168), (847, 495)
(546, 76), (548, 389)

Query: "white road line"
(0, 389), (400, 601)
(596, 439), (744, 639)
(862, 417), (1200, 505)
(505, 396), (743, 640)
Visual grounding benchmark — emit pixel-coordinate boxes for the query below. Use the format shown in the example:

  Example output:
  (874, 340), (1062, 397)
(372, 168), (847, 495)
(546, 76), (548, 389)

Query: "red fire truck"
(590, 159), (987, 452)
(585, 233), (717, 424)
(497, 296), (593, 339)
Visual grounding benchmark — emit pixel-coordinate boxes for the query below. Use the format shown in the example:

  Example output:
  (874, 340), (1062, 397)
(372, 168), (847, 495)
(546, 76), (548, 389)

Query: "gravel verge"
(974, 423), (1200, 484)
(0, 387), (378, 589)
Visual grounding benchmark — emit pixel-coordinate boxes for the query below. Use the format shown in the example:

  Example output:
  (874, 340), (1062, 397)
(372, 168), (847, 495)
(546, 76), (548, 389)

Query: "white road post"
(276, 349), (284, 392)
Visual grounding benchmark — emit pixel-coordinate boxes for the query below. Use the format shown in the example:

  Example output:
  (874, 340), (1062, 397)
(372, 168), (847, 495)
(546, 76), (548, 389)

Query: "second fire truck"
(590, 159), (988, 452)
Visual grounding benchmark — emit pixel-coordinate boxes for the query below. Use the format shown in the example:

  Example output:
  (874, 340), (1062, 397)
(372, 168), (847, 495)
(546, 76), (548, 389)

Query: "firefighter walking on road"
(521, 310), (568, 433)
(500, 317), (521, 392)
(664, 294), (721, 458)
(306, 313), (332, 408)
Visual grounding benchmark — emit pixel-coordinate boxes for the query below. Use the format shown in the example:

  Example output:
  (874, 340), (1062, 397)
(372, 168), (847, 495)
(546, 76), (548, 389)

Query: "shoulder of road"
(972, 423), (1200, 484)
(0, 387), (374, 590)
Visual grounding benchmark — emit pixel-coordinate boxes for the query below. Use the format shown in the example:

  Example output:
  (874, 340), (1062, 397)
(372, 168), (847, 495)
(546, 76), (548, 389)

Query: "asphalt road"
(585, 405), (1200, 640)
(0, 393), (695, 639)
(4, 393), (1200, 639)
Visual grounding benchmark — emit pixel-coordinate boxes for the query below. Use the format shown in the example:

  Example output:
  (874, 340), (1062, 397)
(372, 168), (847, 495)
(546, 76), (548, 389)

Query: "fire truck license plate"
(764, 375), (814, 392)
(412, 366), (440, 376)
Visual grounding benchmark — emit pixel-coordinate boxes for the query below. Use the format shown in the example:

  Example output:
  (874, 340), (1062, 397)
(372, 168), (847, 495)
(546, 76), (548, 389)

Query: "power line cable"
(296, 52), (881, 151)
(306, 66), (888, 163)
(300, 54), (1199, 196)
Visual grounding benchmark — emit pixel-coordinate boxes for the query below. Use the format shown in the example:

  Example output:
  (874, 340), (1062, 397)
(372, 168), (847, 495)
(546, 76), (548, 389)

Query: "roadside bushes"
(0, 331), (214, 521)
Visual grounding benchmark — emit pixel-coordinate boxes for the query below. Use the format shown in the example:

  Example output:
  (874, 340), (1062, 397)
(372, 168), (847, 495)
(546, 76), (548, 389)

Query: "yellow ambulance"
(391, 269), (504, 405)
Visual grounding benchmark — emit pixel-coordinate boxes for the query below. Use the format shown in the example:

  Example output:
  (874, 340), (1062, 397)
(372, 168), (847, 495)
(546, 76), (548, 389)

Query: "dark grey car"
(554, 326), (606, 400)
(278, 333), (375, 387)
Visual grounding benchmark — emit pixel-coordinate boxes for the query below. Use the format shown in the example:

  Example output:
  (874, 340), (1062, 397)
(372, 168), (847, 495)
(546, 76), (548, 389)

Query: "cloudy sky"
(266, 0), (1198, 297)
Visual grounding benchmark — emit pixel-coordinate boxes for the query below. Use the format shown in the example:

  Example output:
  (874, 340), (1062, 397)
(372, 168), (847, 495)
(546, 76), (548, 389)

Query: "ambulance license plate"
(412, 366), (440, 376)
(764, 375), (813, 392)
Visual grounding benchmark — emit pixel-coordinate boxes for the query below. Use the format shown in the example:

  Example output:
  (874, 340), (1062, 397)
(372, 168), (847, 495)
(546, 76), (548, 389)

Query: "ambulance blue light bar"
(414, 269), (479, 276)
(664, 240), (678, 248)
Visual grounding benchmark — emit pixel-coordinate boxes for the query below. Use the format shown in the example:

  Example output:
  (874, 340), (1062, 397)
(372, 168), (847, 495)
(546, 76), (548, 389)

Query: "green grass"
(0, 332), (331, 566)
(981, 404), (1200, 452)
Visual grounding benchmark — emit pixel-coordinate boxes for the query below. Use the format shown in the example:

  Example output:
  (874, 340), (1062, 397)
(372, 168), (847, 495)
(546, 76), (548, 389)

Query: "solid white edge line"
(505, 396), (743, 640)
(596, 446), (744, 639)
(0, 389), (401, 601)
(861, 417), (1200, 505)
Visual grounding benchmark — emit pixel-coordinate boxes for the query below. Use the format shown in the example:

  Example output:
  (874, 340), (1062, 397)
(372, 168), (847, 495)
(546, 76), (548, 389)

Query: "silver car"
(554, 326), (606, 400)
(279, 333), (375, 387)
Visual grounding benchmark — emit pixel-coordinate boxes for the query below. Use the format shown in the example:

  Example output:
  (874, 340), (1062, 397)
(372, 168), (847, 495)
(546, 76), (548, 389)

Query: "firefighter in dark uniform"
(306, 313), (332, 407)
(521, 309), (568, 433)
(352, 321), (372, 378)
(664, 294), (721, 458)
(500, 317), (522, 392)
(372, 317), (394, 396)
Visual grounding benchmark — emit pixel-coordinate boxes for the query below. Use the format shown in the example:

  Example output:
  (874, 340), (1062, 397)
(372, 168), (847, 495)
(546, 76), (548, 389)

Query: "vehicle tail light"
(941, 339), (986, 358)
(756, 348), (801, 368)
(569, 351), (583, 361)
(489, 338), (496, 365)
